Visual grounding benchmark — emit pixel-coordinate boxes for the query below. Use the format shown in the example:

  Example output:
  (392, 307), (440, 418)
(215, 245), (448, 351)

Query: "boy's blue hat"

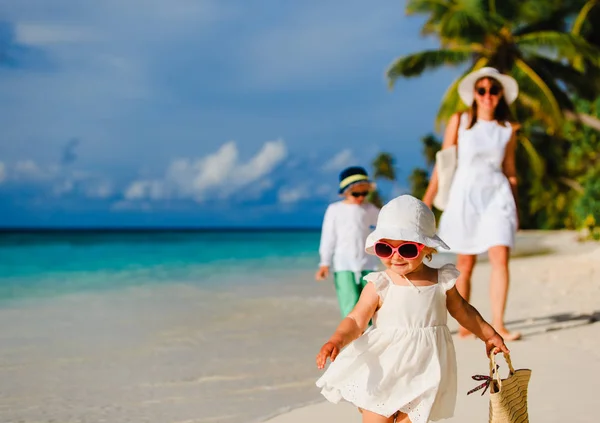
(338, 166), (372, 194)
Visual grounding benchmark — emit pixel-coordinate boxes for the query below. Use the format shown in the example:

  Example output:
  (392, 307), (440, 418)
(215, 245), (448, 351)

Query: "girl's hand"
(485, 333), (510, 357)
(316, 341), (341, 369)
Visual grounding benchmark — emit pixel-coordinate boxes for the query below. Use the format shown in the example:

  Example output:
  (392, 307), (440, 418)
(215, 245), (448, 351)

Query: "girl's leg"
(334, 271), (361, 317)
(361, 409), (398, 423)
(488, 246), (521, 340)
(394, 412), (412, 423)
(455, 254), (477, 338)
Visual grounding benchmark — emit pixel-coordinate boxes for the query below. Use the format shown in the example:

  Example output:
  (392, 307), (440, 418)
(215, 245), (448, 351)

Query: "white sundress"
(316, 264), (460, 423)
(438, 113), (517, 255)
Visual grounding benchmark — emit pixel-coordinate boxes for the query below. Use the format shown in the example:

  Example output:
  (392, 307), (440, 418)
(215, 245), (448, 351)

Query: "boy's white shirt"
(318, 201), (380, 272)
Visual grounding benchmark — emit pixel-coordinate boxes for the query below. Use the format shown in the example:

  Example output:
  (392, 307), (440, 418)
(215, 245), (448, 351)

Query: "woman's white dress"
(438, 113), (518, 254)
(316, 264), (459, 423)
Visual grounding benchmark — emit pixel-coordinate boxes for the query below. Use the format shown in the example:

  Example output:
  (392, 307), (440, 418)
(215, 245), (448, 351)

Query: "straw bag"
(488, 352), (532, 423)
(432, 113), (462, 211)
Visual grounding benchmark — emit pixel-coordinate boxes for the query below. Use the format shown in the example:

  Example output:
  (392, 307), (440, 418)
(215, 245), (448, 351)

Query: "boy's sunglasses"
(350, 191), (369, 198)
(374, 241), (425, 260)
(476, 85), (501, 97)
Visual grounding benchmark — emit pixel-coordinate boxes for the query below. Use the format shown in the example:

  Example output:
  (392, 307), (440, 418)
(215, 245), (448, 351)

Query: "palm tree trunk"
(563, 110), (600, 132)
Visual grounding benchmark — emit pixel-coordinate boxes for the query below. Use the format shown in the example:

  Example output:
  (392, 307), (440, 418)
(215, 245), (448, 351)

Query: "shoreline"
(0, 230), (597, 423)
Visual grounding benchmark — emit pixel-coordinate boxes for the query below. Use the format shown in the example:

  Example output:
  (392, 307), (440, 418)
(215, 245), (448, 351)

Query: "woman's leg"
(455, 254), (477, 337)
(488, 246), (521, 340)
(361, 409), (398, 423)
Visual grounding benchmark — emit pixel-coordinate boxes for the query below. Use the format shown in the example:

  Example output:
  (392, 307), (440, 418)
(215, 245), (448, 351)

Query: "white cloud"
(124, 180), (166, 201)
(124, 140), (287, 202)
(4, 159), (115, 199)
(278, 183), (333, 205)
(13, 160), (59, 181)
(322, 149), (355, 172)
(84, 180), (113, 199)
(52, 179), (74, 196)
(14, 23), (96, 46)
(278, 187), (307, 204)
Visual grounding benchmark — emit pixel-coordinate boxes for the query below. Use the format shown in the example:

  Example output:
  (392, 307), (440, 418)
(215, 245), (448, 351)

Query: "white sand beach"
(266, 231), (600, 423)
(0, 231), (598, 423)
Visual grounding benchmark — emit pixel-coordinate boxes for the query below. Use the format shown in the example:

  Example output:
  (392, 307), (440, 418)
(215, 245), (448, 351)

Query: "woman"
(423, 67), (521, 341)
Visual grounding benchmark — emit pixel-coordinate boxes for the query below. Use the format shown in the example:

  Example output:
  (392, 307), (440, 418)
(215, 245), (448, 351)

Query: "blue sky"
(0, 0), (463, 227)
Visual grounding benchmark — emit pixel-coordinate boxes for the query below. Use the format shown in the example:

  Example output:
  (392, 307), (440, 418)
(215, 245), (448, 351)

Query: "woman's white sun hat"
(365, 195), (449, 254)
(458, 67), (519, 106)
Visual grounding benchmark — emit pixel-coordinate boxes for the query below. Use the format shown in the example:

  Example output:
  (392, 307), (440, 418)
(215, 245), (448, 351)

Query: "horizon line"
(0, 226), (322, 233)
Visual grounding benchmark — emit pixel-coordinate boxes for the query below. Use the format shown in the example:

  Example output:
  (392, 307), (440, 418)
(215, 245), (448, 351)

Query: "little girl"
(315, 195), (509, 423)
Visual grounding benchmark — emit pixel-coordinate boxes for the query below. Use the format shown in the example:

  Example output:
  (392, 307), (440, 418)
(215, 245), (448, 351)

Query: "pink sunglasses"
(374, 241), (425, 260)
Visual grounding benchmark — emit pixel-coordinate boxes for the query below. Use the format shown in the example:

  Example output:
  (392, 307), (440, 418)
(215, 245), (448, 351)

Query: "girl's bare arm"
(316, 283), (379, 368)
(446, 287), (509, 355)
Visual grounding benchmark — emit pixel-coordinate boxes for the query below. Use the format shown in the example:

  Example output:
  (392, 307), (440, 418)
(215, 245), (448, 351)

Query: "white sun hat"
(365, 195), (449, 254)
(458, 67), (519, 106)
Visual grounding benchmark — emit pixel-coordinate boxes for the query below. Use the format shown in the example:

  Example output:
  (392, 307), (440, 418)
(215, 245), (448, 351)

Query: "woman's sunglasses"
(350, 191), (369, 198)
(476, 85), (501, 97)
(374, 241), (425, 260)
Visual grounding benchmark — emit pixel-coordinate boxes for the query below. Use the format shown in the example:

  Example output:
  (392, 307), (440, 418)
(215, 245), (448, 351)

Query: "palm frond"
(572, 0), (599, 36)
(386, 49), (475, 87)
(518, 134), (546, 177)
(529, 56), (600, 101)
(437, 6), (491, 43)
(514, 59), (564, 132)
(517, 94), (556, 128)
(405, 0), (448, 15)
(516, 31), (600, 67)
(558, 177), (585, 193)
(372, 153), (397, 181)
(511, 3), (576, 36)
(421, 134), (442, 167)
(571, 0), (599, 69)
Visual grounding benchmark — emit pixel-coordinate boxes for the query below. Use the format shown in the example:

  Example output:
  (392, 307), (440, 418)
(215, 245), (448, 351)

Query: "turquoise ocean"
(0, 230), (322, 303)
(0, 229), (341, 423)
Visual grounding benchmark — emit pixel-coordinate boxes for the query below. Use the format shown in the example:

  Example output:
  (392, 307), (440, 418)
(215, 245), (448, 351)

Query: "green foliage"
(387, 0), (600, 133)
(367, 189), (384, 209)
(369, 152), (397, 208)
(409, 168), (429, 200)
(372, 153), (396, 181)
(421, 134), (442, 167)
(574, 172), (600, 239)
(382, 0), (600, 234)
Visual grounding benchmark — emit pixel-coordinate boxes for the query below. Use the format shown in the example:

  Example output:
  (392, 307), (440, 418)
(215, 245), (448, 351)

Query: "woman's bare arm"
(502, 125), (520, 224)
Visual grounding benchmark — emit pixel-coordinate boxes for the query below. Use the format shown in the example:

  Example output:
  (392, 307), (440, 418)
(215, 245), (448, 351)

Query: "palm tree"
(409, 168), (430, 200)
(409, 134), (442, 216)
(372, 152), (397, 180)
(420, 134), (442, 167)
(387, 0), (600, 133)
(368, 152), (397, 208)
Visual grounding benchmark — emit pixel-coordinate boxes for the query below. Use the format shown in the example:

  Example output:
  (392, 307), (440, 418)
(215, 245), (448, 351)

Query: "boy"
(316, 166), (380, 317)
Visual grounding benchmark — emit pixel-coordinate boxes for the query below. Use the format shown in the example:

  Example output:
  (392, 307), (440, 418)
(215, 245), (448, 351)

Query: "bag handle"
(489, 350), (515, 390)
